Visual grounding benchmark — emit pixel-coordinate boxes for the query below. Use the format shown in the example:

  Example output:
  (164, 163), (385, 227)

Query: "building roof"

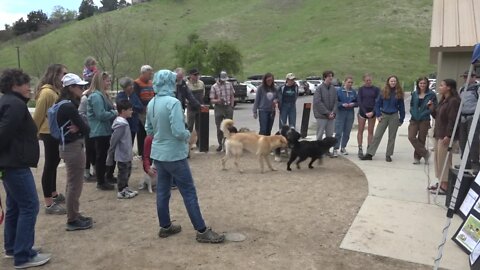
(430, 0), (480, 51)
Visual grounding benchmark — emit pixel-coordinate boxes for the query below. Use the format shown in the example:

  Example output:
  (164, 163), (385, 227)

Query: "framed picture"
(453, 213), (480, 254)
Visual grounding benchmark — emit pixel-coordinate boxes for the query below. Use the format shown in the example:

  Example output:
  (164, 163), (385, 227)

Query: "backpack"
(47, 100), (71, 149)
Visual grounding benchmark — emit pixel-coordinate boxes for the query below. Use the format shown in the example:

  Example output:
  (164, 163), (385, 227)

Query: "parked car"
(305, 79), (323, 94)
(242, 82), (257, 102)
(199, 75), (216, 104)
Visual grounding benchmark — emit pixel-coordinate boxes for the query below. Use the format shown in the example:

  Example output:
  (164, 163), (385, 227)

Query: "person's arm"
(337, 89), (344, 109)
(230, 83), (235, 106)
(446, 98), (461, 138)
(0, 101), (23, 151)
(66, 104), (90, 136)
(145, 99), (154, 136)
(398, 98), (405, 124)
(351, 90), (358, 107)
(142, 135), (153, 173)
(185, 87), (201, 110)
(357, 88), (365, 114)
(252, 86), (262, 115)
(89, 93), (117, 121)
(106, 125), (123, 166)
(375, 96), (383, 119)
(313, 87), (329, 116)
(32, 90), (56, 133)
(169, 100), (190, 141)
(131, 92), (144, 114)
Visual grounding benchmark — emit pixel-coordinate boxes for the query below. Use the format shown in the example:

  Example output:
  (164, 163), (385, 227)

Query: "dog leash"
(0, 170), (4, 225)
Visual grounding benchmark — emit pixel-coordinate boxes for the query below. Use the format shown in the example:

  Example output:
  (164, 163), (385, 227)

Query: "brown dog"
(220, 119), (288, 173)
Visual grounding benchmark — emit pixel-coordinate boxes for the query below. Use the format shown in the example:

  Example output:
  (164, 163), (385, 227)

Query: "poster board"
(459, 173), (480, 220)
(453, 213), (480, 254)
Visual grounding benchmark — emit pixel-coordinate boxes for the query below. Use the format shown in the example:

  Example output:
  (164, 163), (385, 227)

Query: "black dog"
(286, 130), (337, 171)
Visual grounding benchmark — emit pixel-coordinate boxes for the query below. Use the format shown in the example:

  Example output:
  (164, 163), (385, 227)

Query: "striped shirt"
(210, 81), (235, 106)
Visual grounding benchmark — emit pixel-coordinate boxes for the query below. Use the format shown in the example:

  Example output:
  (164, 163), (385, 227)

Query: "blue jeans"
(154, 159), (206, 231)
(2, 168), (40, 266)
(335, 110), (355, 149)
(280, 103), (296, 129)
(258, 110), (275, 135)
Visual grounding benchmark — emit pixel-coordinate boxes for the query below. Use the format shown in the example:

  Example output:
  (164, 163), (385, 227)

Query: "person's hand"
(253, 113), (258, 119)
(377, 116), (383, 122)
(68, 124), (79, 133)
(328, 113), (336, 120)
(342, 103), (349, 108)
(443, 136), (450, 146)
(147, 167), (157, 178)
(366, 112), (374, 118)
(427, 100), (433, 107)
(349, 103), (355, 107)
(398, 121), (403, 127)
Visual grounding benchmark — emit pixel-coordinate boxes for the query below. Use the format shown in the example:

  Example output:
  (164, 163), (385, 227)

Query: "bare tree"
(23, 43), (60, 77)
(76, 16), (128, 89)
(137, 26), (163, 69)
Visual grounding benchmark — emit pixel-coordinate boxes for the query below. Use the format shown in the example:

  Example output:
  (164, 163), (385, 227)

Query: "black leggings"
(85, 135), (96, 170)
(93, 136), (114, 184)
(137, 120), (146, 157)
(39, 133), (61, 198)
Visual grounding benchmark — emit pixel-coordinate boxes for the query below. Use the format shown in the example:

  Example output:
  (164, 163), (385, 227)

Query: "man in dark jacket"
(186, 68), (205, 135)
(174, 68), (201, 112)
(0, 69), (51, 268)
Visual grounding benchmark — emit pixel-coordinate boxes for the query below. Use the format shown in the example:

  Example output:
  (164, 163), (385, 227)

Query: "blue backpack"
(47, 100), (71, 148)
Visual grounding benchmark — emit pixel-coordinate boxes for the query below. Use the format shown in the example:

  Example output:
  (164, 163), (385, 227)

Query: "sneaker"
(5, 246), (42, 259)
(341, 148), (348, 155)
(66, 218), (93, 231)
(216, 146), (222, 152)
(97, 182), (115, 191)
(125, 187), (138, 196)
(358, 147), (363, 158)
(196, 227), (225, 244)
(158, 224), (182, 238)
(14, 253), (51, 269)
(45, 202), (66, 215)
(331, 149), (339, 158)
(413, 159), (421, 165)
(52, 193), (65, 204)
(117, 189), (135, 199)
(386, 156), (392, 162)
(360, 154), (373, 160)
(78, 214), (93, 222)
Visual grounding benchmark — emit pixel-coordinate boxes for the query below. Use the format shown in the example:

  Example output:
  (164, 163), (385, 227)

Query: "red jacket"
(142, 135), (153, 174)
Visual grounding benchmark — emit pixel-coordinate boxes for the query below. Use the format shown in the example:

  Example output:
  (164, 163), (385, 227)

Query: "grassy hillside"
(0, 0), (434, 87)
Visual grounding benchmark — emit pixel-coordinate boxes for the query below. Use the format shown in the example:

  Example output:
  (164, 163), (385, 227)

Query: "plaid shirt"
(210, 81), (235, 106)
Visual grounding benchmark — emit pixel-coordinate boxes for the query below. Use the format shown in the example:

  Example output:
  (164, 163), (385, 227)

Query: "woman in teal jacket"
(408, 77), (438, 164)
(86, 71), (117, 190)
(145, 69), (224, 243)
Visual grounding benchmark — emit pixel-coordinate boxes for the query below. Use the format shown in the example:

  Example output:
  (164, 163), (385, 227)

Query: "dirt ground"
(1, 150), (430, 270)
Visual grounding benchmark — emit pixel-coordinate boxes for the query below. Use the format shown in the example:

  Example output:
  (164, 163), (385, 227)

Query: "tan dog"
(220, 119), (288, 173)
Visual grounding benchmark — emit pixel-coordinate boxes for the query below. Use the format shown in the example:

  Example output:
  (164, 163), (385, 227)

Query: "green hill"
(0, 0), (434, 87)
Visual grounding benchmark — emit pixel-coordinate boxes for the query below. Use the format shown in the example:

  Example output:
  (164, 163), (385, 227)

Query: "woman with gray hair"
(116, 77), (144, 144)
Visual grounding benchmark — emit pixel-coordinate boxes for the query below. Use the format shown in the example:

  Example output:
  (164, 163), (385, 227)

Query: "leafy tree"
(51, 6), (78, 23)
(207, 40), (242, 76)
(175, 33), (209, 73)
(26, 10), (49, 32)
(4, 24), (10, 30)
(12, 18), (29, 36)
(78, 0), (97, 20)
(100, 0), (119, 12)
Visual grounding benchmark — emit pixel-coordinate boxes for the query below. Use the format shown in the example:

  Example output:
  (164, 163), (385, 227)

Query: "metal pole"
(15, 46), (20, 68)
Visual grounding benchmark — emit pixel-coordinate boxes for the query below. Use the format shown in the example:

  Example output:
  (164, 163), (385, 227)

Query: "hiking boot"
(45, 202), (66, 215)
(386, 156), (392, 162)
(14, 253), (51, 269)
(196, 227), (225, 244)
(117, 188), (135, 199)
(216, 146), (222, 152)
(5, 246), (41, 259)
(97, 182), (115, 191)
(66, 218), (93, 231)
(341, 148), (348, 155)
(53, 193), (65, 204)
(360, 154), (372, 160)
(158, 224), (182, 238)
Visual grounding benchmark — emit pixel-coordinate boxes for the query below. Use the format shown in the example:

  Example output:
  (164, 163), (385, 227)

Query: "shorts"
(359, 108), (374, 119)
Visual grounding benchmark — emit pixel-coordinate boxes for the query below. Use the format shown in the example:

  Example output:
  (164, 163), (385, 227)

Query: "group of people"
(0, 59), (227, 268)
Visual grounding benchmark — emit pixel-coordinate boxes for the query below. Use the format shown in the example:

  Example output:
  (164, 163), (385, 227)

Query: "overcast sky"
(0, 0), (103, 30)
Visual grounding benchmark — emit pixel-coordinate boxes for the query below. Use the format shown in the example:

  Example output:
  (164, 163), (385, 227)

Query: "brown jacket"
(431, 95), (460, 139)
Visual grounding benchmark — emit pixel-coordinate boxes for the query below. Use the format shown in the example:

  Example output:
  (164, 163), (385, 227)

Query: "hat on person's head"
(189, 68), (200, 76)
(219, 71), (228, 81)
(140, 65), (153, 73)
(461, 70), (477, 77)
(286, 73), (296, 80)
(62, 73), (89, 87)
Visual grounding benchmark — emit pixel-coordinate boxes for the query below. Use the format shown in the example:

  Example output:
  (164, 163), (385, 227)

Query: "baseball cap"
(461, 70), (476, 77)
(62, 73), (89, 87)
(286, 73), (296, 80)
(219, 71), (228, 81)
(189, 68), (200, 75)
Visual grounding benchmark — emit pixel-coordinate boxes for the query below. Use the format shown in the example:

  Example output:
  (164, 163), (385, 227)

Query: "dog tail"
(220, 119), (235, 139)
